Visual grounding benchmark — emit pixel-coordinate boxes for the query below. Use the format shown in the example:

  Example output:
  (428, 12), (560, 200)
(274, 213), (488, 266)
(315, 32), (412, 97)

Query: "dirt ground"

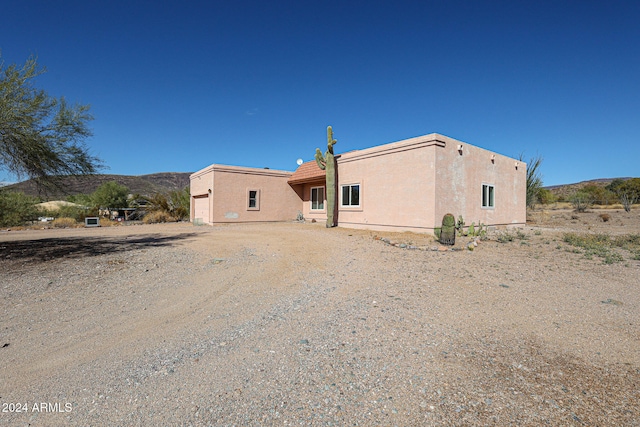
(1, 208), (638, 426)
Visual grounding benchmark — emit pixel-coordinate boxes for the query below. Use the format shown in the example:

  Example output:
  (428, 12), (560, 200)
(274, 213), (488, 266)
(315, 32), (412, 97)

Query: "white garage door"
(193, 195), (209, 223)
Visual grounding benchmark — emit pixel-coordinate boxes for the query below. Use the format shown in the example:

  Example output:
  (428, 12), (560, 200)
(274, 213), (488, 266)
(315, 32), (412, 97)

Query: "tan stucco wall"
(433, 135), (527, 228)
(190, 165), (302, 224)
(334, 133), (526, 233)
(190, 165), (215, 224)
(335, 135), (440, 232)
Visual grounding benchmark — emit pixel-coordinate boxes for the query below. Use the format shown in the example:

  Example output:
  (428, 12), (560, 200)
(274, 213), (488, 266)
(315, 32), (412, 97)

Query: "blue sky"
(1, 0), (638, 186)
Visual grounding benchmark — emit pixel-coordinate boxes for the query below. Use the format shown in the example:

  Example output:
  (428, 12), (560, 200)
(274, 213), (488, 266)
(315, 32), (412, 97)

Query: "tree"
(580, 184), (616, 205)
(520, 154), (544, 209)
(537, 188), (557, 205)
(0, 190), (39, 227)
(0, 55), (102, 187)
(569, 190), (593, 213)
(91, 181), (129, 217)
(615, 178), (640, 212)
(143, 186), (190, 222)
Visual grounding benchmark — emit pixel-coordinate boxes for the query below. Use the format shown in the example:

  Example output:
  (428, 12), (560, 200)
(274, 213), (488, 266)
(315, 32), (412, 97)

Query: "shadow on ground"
(0, 233), (198, 264)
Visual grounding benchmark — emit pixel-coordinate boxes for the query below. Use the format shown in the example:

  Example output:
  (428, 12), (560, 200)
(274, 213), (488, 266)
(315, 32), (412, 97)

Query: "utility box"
(85, 217), (100, 227)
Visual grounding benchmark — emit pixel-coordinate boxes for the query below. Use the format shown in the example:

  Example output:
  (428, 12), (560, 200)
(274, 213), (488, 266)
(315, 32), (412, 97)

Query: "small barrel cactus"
(439, 213), (456, 245)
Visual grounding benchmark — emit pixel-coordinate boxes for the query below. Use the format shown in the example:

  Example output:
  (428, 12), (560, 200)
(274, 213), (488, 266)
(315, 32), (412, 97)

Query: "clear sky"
(1, 0), (638, 186)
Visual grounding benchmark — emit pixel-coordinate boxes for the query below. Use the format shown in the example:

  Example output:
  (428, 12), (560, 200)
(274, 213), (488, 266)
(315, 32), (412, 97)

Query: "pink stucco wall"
(335, 135), (440, 232)
(334, 133), (526, 232)
(297, 179), (328, 223)
(433, 134), (527, 229)
(191, 134), (526, 232)
(190, 165), (302, 224)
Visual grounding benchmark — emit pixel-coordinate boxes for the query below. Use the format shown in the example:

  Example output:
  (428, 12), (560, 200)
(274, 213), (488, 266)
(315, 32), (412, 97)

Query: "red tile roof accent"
(287, 161), (326, 185)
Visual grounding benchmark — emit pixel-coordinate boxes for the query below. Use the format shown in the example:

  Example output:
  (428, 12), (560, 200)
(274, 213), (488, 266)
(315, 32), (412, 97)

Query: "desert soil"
(1, 209), (638, 426)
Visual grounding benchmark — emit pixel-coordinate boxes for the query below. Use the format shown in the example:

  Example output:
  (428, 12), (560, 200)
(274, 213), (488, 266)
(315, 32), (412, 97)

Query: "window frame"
(340, 183), (361, 208)
(310, 186), (325, 211)
(482, 184), (495, 208)
(247, 189), (260, 211)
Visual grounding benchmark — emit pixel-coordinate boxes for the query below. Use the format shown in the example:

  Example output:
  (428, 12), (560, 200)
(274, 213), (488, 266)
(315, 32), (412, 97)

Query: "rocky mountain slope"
(4, 172), (192, 199)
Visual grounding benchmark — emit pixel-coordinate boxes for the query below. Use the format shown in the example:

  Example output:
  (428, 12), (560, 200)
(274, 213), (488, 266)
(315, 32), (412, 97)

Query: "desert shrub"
(519, 154), (544, 209)
(52, 217), (77, 228)
(580, 185), (617, 205)
(562, 232), (638, 264)
(569, 191), (593, 213)
(496, 230), (515, 243)
(599, 213), (611, 222)
(0, 190), (40, 227)
(143, 211), (174, 224)
(537, 188), (557, 205)
(606, 178), (640, 212)
(143, 187), (190, 221)
(97, 217), (118, 227)
(58, 204), (95, 222)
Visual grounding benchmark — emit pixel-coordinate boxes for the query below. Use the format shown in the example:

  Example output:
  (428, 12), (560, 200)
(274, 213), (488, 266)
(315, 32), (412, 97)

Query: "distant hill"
(4, 172), (192, 200)
(545, 177), (633, 200)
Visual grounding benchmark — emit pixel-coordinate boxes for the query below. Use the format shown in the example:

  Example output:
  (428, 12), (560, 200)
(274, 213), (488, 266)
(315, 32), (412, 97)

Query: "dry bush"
(98, 217), (119, 227)
(599, 213), (611, 222)
(52, 217), (77, 228)
(143, 211), (173, 224)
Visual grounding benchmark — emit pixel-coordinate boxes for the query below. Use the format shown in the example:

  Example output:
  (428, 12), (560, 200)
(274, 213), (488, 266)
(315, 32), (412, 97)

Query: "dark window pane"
(351, 185), (359, 206)
(342, 186), (349, 206)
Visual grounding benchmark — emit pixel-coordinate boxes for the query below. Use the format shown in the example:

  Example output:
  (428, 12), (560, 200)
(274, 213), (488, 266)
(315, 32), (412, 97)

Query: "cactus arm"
(314, 148), (326, 170)
(327, 126), (337, 155)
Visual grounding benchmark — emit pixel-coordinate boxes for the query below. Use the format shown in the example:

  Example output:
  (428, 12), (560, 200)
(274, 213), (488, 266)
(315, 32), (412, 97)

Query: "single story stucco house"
(190, 133), (526, 233)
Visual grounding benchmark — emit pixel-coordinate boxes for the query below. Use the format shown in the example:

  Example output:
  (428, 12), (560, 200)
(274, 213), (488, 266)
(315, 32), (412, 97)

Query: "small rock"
(499, 284), (509, 288)
(299, 339), (309, 345)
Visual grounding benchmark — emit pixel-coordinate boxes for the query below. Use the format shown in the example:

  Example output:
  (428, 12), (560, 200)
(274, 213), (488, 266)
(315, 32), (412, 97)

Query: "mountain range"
(4, 172), (192, 200)
(2, 173), (635, 201)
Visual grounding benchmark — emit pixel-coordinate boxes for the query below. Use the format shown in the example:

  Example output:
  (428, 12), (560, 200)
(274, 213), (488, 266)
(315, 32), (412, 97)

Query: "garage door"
(193, 195), (209, 224)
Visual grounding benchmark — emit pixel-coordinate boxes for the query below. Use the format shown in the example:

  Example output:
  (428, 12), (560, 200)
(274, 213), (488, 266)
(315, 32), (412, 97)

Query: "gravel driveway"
(1, 215), (638, 426)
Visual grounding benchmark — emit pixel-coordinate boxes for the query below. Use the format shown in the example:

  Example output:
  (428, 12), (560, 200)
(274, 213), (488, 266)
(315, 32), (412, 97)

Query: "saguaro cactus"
(439, 213), (456, 245)
(315, 126), (337, 228)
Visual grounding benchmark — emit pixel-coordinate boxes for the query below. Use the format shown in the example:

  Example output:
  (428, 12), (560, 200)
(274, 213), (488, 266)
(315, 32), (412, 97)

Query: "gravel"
(1, 218), (638, 426)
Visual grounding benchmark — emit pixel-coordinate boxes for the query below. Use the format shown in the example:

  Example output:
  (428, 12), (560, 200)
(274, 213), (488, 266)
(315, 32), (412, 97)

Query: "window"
(341, 184), (360, 207)
(482, 184), (495, 208)
(310, 186), (325, 210)
(247, 189), (260, 210)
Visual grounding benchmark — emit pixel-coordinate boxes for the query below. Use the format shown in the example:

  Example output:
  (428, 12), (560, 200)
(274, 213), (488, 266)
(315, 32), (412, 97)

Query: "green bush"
(0, 190), (40, 227)
(562, 232), (638, 264)
(143, 186), (190, 221)
(496, 230), (515, 243)
(569, 191), (593, 213)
